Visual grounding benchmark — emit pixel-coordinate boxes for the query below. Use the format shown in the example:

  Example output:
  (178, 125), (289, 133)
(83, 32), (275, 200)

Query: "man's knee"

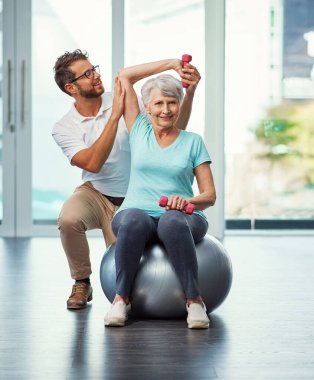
(58, 211), (85, 233)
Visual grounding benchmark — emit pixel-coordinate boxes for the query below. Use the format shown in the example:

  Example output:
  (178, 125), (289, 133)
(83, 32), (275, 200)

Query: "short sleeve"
(52, 123), (87, 163)
(129, 113), (152, 143)
(192, 134), (212, 168)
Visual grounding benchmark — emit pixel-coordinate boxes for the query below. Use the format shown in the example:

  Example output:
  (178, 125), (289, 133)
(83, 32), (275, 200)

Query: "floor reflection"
(101, 314), (229, 379)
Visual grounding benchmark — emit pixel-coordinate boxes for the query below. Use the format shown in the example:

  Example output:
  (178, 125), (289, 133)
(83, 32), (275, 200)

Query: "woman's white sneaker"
(104, 300), (131, 327)
(186, 302), (210, 329)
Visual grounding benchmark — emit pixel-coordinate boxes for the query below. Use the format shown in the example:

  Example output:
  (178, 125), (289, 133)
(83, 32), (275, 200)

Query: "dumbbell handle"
(181, 54), (192, 88)
(159, 196), (195, 215)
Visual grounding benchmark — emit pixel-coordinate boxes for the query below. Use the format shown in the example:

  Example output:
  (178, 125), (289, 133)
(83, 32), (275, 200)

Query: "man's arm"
(71, 89), (125, 173)
(71, 115), (120, 173)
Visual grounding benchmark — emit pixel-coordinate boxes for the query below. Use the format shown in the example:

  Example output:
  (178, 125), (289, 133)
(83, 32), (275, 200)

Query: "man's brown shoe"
(67, 282), (93, 309)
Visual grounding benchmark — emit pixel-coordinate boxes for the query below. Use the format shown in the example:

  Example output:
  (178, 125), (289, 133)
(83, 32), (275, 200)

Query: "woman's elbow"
(117, 69), (136, 84)
(117, 69), (130, 82)
(207, 191), (216, 207)
(210, 193), (217, 206)
(117, 69), (126, 79)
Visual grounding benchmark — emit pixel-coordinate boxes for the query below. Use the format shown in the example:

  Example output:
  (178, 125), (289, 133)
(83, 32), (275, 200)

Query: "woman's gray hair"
(141, 74), (184, 106)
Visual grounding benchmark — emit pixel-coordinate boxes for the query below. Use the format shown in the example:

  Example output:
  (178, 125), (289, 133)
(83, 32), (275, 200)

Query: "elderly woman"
(104, 59), (216, 329)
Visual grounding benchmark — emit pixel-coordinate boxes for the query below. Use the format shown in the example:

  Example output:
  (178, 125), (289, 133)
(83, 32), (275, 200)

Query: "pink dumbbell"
(181, 54), (192, 88)
(159, 196), (195, 215)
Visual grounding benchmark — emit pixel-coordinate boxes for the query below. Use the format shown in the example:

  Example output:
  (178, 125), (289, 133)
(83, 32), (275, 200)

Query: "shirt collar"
(70, 93), (113, 122)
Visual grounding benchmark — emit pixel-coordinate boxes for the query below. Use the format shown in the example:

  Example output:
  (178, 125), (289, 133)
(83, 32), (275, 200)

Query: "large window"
(225, 0), (314, 228)
(31, 0), (112, 222)
(1, 0), (313, 236)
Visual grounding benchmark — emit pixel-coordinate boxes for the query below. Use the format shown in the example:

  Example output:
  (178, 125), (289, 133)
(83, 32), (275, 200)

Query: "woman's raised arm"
(117, 59), (182, 132)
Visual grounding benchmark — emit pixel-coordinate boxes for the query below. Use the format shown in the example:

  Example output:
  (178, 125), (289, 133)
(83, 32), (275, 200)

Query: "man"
(52, 49), (200, 310)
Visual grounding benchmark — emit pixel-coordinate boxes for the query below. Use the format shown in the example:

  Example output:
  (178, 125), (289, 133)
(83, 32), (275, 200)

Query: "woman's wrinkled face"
(146, 88), (180, 128)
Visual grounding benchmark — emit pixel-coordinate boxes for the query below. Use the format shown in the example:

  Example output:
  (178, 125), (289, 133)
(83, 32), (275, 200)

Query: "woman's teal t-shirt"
(116, 113), (212, 220)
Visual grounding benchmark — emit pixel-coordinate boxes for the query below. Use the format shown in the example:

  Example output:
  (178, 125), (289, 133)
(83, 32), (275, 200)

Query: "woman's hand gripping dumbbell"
(181, 54), (192, 88)
(159, 196), (195, 215)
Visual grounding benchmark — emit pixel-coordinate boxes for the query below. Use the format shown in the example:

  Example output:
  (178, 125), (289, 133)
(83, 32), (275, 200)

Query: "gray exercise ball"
(100, 234), (232, 319)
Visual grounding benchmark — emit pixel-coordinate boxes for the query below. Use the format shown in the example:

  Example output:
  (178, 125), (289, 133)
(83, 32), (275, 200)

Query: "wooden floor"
(0, 235), (314, 380)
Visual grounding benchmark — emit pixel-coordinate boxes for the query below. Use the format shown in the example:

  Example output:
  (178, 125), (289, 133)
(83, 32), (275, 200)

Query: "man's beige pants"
(58, 181), (118, 280)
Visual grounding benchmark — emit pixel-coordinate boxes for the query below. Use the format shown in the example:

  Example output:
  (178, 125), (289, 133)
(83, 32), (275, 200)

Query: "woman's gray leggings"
(112, 208), (208, 299)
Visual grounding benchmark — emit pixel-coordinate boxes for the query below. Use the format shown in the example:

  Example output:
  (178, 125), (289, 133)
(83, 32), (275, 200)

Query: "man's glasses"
(71, 65), (100, 83)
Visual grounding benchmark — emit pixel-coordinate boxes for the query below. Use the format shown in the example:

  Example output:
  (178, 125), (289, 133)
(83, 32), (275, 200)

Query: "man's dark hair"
(54, 49), (89, 96)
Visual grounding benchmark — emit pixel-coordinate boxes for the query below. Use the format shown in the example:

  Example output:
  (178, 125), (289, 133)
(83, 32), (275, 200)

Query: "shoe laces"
(71, 282), (89, 295)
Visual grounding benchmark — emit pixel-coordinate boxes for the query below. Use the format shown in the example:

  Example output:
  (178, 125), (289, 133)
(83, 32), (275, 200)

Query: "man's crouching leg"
(58, 183), (116, 310)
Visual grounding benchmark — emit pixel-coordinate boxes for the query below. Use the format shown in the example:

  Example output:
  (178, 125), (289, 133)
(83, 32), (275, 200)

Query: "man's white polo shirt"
(52, 92), (130, 197)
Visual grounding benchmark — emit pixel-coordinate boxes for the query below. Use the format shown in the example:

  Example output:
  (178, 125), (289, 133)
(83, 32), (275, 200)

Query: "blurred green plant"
(254, 117), (299, 160)
(252, 101), (314, 187)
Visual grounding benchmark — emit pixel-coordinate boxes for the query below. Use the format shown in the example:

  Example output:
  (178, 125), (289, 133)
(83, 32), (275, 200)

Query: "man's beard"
(76, 83), (104, 98)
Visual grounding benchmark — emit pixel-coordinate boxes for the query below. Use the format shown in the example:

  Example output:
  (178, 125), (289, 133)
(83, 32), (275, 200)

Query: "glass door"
(0, 0), (4, 228)
(31, 0), (112, 230)
(1, 0), (113, 236)
(1, 0), (18, 236)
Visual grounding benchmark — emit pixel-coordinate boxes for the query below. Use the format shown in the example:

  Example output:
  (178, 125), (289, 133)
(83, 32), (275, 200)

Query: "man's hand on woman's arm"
(71, 114), (122, 173)
(71, 77), (126, 173)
